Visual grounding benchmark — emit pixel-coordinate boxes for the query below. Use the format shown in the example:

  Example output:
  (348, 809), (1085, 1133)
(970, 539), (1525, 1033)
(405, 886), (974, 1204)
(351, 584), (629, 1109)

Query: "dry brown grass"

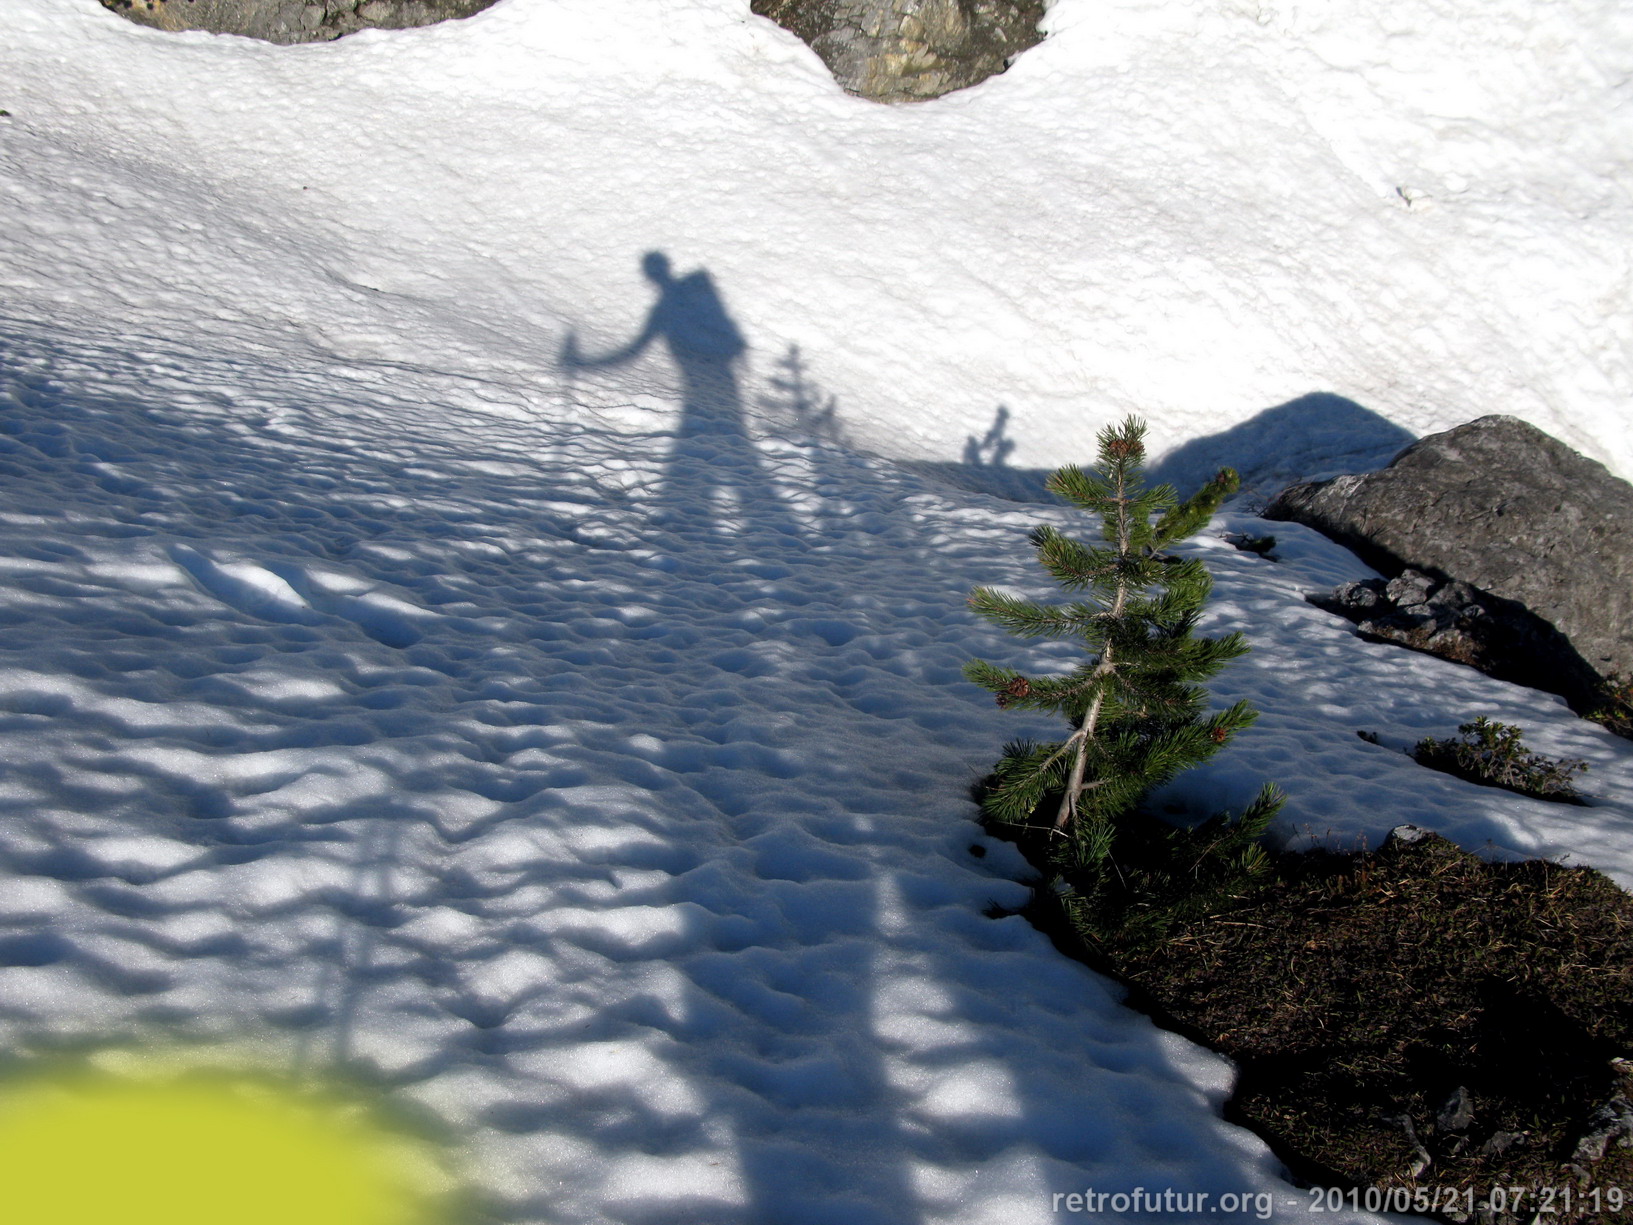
(991, 812), (1633, 1224)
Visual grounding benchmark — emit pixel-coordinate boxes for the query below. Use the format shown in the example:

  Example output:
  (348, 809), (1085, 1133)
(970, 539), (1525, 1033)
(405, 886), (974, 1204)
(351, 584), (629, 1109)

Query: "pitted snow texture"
(5, 320), (1630, 1223)
(0, 327), (1271, 1223)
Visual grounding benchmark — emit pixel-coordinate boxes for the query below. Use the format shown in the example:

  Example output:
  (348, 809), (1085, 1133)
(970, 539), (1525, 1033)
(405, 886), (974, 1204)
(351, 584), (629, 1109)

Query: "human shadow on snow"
(561, 252), (804, 547)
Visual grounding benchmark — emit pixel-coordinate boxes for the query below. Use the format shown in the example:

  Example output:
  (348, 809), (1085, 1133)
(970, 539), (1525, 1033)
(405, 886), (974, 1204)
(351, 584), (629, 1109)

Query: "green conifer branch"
(1153, 466), (1240, 548)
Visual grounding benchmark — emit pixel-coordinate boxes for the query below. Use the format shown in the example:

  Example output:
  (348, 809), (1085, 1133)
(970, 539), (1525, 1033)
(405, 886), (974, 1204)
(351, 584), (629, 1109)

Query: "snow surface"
(0, 0), (1630, 1221)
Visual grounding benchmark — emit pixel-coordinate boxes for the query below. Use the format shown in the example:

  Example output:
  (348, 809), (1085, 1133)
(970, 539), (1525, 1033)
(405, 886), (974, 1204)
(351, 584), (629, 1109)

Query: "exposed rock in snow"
(751, 0), (1045, 100)
(99, 0), (497, 43)
(1267, 416), (1633, 706)
(1310, 569), (1598, 710)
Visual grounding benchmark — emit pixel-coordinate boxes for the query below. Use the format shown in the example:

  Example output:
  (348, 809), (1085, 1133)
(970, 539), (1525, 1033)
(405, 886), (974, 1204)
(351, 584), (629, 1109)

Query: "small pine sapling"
(964, 415), (1280, 867)
(1413, 717), (1589, 803)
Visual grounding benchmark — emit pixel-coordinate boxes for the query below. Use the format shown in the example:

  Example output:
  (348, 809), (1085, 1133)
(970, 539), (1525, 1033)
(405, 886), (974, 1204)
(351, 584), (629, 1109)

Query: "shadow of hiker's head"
(642, 251), (673, 288)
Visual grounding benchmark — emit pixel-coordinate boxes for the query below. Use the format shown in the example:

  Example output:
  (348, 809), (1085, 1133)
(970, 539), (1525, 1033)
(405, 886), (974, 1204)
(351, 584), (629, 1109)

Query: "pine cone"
(996, 677), (1031, 708)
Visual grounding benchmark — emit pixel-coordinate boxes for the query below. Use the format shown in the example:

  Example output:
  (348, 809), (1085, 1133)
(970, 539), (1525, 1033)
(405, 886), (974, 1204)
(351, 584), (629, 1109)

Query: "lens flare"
(0, 1066), (451, 1225)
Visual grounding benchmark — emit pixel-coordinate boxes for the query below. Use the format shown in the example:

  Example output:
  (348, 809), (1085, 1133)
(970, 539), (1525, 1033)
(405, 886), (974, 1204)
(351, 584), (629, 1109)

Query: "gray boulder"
(100, 0), (497, 44)
(752, 0), (1046, 102)
(1266, 415), (1633, 708)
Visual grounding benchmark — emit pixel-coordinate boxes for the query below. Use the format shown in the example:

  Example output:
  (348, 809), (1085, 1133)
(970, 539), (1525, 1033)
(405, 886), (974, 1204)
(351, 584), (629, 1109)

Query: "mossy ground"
(987, 809), (1633, 1224)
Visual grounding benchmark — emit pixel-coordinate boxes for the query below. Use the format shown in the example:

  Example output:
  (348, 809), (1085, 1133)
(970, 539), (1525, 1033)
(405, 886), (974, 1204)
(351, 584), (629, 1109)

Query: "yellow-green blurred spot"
(0, 1071), (445, 1225)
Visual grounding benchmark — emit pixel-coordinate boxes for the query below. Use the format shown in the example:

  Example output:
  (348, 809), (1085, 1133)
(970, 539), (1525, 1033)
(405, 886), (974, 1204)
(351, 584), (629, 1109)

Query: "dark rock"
(752, 0), (1046, 102)
(100, 0), (497, 44)
(1389, 1112), (1433, 1177)
(1312, 567), (1565, 684)
(1267, 415), (1633, 710)
(1222, 532), (1277, 559)
(1435, 1085), (1474, 1134)
(1329, 577), (1387, 613)
(1571, 1093), (1633, 1165)
(1385, 570), (1436, 609)
(1477, 1129), (1525, 1158)
(1383, 823), (1434, 848)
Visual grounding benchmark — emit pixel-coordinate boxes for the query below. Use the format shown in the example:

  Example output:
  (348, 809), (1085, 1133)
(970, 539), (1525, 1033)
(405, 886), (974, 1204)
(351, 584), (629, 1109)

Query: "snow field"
(3, 0), (1629, 479)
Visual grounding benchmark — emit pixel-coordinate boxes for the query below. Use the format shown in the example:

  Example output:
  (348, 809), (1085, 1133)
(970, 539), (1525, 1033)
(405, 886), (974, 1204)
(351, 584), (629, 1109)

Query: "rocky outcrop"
(1266, 415), (1633, 708)
(100, 0), (497, 43)
(1311, 569), (1599, 701)
(752, 0), (1046, 102)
